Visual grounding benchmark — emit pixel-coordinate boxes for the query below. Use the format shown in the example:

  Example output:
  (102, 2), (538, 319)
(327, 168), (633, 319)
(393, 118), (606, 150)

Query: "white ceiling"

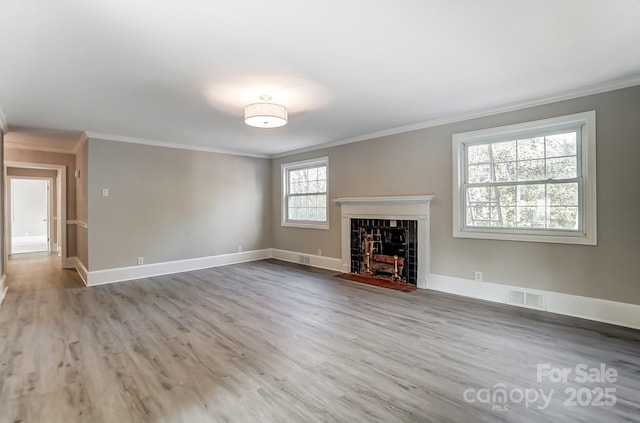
(1, 0), (639, 157)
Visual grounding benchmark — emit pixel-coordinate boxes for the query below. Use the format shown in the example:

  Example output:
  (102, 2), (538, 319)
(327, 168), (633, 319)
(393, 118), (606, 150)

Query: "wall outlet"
(317, 249), (322, 256)
(101, 188), (109, 197)
(137, 257), (144, 265)
(475, 271), (483, 281)
(237, 245), (243, 252)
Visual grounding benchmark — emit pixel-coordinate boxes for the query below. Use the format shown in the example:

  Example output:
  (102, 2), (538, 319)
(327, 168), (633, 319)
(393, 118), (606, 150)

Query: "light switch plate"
(101, 188), (109, 197)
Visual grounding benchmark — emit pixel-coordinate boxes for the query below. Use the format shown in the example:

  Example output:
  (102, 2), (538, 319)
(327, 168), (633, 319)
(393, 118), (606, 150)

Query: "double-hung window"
(281, 157), (329, 229)
(453, 111), (596, 245)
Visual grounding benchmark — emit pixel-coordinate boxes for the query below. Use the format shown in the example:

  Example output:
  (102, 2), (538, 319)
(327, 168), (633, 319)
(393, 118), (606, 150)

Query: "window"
(453, 111), (596, 245)
(281, 157), (329, 229)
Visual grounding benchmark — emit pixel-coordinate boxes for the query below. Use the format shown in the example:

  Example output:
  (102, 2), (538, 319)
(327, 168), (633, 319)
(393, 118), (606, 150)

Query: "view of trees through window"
(464, 131), (581, 230)
(287, 165), (327, 222)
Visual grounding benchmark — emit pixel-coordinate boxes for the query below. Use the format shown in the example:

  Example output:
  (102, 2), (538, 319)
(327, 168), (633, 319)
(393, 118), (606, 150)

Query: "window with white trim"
(281, 157), (329, 229)
(453, 111), (596, 245)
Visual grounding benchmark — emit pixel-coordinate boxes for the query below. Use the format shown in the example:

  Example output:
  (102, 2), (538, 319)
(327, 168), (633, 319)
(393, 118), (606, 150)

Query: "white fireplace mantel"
(333, 195), (435, 289)
(333, 195), (435, 205)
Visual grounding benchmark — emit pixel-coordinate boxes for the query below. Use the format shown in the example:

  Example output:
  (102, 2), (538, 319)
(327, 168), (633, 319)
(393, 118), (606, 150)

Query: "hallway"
(5, 253), (84, 292)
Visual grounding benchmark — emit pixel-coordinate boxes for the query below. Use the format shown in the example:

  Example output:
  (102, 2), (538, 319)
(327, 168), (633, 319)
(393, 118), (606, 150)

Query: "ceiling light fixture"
(244, 95), (288, 128)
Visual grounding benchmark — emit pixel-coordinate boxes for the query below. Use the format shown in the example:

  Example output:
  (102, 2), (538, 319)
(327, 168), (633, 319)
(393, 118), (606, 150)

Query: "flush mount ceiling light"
(244, 95), (288, 128)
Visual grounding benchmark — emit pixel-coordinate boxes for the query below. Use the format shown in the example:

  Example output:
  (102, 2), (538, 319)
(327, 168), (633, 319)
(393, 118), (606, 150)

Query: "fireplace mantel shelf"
(333, 195), (435, 204)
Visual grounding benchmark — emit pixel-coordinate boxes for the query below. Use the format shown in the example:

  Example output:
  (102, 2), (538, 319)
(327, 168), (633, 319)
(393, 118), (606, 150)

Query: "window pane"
(317, 181), (327, 192)
(546, 132), (577, 158)
(317, 208), (327, 221)
(549, 207), (579, 230)
(548, 183), (578, 206)
(467, 186), (492, 203)
(518, 184), (545, 206)
(317, 167), (326, 180)
(470, 204), (491, 220)
(546, 157), (577, 179)
(468, 164), (492, 183)
(290, 170), (301, 183)
(517, 206), (546, 228)
(496, 185), (516, 206)
(491, 140), (516, 162)
(517, 159), (545, 181)
(468, 144), (490, 164)
(517, 137), (545, 160)
(308, 167), (317, 180)
(494, 162), (516, 182)
(499, 207), (517, 227)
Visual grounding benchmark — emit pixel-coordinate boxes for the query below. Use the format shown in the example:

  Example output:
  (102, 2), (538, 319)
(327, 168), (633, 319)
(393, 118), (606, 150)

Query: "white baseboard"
(86, 249), (272, 286)
(65, 256), (76, 268)
(428, 274), (640, 330)
(76, 259), (88, 286)
(65, 256), (87, 285)
(271, 249), (344, 272)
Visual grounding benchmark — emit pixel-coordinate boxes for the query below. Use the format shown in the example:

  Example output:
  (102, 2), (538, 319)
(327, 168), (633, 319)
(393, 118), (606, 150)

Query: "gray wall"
(87, 139), (272, 271)
(271, 86), (640, 305)
(4, 148), (77, 257)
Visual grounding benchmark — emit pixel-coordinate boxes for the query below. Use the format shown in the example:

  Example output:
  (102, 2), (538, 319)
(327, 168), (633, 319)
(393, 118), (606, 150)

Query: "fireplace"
(334, 195), (435, 289)
(350, 218), (417, 285)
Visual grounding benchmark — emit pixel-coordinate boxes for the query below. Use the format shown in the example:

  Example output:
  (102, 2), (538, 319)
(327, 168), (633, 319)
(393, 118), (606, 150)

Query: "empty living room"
(0, 1), (639, 422)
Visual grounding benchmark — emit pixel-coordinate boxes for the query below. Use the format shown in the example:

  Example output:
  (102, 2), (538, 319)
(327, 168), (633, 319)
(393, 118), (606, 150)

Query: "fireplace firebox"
(350, 219), (417, 285)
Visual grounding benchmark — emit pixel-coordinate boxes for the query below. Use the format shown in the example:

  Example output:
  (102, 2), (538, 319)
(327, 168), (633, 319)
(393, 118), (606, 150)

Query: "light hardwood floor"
(0, 255), (638, 422)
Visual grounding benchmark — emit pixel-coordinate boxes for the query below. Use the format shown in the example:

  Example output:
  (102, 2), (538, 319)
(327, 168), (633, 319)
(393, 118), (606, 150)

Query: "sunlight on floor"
(11, 235), (48, 254)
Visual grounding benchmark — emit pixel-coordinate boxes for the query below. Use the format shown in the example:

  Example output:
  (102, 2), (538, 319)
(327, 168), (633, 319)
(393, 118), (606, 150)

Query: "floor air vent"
(507, 289), (545, 310)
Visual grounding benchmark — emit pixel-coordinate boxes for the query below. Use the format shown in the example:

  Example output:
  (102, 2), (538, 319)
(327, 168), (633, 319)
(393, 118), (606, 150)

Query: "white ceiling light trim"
(244, 95), (288, 128)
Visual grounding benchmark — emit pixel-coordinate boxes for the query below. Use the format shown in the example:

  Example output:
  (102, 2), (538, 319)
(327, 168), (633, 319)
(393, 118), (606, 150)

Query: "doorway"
(9, 178), (51, 254)
(4, 162), (68, 269)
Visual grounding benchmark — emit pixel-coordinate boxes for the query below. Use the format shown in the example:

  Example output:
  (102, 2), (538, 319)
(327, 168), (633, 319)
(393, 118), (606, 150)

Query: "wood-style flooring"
(0, 255), (638, 422)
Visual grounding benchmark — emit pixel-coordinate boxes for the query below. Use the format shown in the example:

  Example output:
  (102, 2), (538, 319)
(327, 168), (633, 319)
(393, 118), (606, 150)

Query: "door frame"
(4, 162), (67, 268)
(7, 176), (54, 254)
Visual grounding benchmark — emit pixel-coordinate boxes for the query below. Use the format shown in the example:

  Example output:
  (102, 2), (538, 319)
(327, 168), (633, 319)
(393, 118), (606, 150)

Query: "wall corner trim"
(70, 257), (89, 286)
(428, 273), (640, 331)
(0, 275), (7, 309)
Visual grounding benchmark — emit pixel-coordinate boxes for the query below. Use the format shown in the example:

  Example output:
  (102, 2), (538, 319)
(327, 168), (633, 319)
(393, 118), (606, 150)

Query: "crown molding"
(271, 74), (640, 159)
(4, 140), (78, 155)
(73, 132), (88, 154)
(85, 132), (270, 159)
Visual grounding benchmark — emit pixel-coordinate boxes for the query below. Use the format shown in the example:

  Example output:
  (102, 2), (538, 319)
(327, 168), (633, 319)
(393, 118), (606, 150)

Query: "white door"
(11, 179), (49, 254)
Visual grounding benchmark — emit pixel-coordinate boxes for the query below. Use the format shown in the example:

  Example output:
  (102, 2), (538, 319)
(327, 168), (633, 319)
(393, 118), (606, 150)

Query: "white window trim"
(281, 156), (329, 230)
(452, 111), (597, 245)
